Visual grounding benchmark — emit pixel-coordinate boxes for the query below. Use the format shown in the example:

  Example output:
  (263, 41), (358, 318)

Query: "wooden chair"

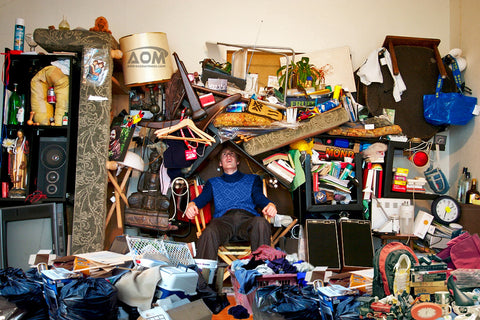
(192, 178), (298, 280)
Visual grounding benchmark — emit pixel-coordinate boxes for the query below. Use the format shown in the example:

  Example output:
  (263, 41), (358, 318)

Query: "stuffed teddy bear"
(89, 16), (112, 34)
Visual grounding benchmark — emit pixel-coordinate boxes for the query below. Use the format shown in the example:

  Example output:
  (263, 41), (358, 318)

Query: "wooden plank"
(243, 107), (349, 156)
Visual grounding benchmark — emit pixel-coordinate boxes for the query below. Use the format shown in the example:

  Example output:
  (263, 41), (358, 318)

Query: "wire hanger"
(154, 118), (216, 145)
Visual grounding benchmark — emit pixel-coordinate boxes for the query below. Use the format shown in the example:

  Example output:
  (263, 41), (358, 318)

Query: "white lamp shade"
(120, 32), (174, 87)
(118, 151), (144, 172)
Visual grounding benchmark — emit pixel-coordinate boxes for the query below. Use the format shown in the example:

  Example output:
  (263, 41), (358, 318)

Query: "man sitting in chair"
(185, 145), (277, 260)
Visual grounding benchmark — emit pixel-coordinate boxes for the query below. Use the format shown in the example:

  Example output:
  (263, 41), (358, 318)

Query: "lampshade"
(118, 151), (145, 172)
(120, 32), (174, 87)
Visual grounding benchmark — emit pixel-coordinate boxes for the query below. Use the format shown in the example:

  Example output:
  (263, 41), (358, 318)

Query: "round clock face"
(431, 195), (461, 225)
(411, 302), (443, 320)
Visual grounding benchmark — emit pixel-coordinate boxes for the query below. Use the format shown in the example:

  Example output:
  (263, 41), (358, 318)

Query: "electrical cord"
(170, 177), (189, 221)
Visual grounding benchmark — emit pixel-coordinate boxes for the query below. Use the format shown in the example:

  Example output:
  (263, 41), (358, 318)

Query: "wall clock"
(431, 195), (461, 225)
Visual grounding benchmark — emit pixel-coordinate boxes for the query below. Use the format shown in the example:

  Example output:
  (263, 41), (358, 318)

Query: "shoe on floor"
(393, 253), (411, 296)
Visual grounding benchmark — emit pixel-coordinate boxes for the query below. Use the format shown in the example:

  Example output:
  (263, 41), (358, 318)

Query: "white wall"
(448, 0), (480, 196)
(0, 0), (451, 74)
(1, 0), (461, 187)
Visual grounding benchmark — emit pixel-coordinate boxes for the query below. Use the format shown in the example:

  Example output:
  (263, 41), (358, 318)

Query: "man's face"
(219, 150), (238, 171)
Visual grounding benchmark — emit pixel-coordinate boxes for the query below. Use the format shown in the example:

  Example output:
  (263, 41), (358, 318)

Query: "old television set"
(0, 203), (66, 271)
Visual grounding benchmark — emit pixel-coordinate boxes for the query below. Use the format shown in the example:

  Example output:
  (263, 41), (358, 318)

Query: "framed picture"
(108, 116), (134, 162)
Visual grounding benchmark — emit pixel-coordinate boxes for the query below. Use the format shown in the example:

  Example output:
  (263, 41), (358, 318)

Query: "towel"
(357, 48), (407, 102)
(115, 266), (162, 311)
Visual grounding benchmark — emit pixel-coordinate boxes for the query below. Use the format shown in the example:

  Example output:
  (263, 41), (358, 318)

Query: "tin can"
(47, 87), (56, 104)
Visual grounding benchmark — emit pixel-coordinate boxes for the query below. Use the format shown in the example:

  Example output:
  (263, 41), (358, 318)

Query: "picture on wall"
(108, 116), (134, 162)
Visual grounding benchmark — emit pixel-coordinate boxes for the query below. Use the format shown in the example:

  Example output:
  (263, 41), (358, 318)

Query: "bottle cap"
(15, 18), (25, 26)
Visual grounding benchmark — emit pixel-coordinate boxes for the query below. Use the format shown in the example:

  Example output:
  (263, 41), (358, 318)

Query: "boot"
(447, 275), (474, 306)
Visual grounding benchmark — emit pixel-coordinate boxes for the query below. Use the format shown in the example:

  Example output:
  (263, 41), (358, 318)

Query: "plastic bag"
(253, 284), (321, 320)
(0, 267), (48, 319)
(423, 91), (477, 126)
(423, 57), (477, 126)
(57, 277), (118, 320)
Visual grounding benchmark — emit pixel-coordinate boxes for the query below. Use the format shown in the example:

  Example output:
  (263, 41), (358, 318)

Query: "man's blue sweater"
(192, 170), (271, 218)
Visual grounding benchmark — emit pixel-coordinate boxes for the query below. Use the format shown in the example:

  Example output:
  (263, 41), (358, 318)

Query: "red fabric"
(176, 184), (212, 223)
(249, 245), (286, 261)
(437, 232), (472, 269)
(450, 233), (480, 269)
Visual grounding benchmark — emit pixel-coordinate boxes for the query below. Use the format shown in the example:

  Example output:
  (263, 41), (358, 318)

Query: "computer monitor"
(0, 203), (66, 271)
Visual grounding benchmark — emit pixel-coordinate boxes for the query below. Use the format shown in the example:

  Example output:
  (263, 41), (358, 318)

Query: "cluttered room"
(1, 1), (480, 319)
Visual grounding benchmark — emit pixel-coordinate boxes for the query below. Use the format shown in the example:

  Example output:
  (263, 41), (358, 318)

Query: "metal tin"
(47, 87), (56, 104)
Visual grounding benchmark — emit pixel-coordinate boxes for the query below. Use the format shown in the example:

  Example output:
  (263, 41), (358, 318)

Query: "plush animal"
(30, 66), (69, 126)
(89, 16), (112, 34)
(362, 142), (388, 163)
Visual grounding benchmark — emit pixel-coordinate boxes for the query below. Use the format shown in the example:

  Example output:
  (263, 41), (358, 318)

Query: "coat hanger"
(154, 118), (216, 145)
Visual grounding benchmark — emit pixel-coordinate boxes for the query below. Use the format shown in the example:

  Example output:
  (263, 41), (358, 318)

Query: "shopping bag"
(423, 56), (477, 126)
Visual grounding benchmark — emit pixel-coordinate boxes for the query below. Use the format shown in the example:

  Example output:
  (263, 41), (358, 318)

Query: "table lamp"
(120, 32), (174, 120)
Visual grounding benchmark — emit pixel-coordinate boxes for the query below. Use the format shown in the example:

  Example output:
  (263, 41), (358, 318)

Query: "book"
(276, 159), (295, 175)
(312, 172), (319, 192)
(263, 153), (290, 166)
(267, 161), (295, 183)
(318, 183), (351, 194)
(319, 174), (349, 187)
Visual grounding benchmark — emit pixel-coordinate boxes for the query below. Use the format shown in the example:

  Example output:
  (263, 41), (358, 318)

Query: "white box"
(413, 210), (434, 239)
(158, 266), (198, 297)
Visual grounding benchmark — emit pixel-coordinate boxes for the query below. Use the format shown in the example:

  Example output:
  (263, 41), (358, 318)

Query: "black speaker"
(306, 219), (341, 271)
(340, 219), (374, 268)
(37, 137), (68, 198)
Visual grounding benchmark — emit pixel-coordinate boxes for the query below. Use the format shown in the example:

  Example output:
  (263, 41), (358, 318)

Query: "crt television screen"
(0, 203), (65, 271)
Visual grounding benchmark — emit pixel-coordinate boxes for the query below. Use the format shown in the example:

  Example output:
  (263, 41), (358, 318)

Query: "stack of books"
(392, 167), (409, 193)
(264, 153), (296, 184)
(317, 174), (351, 193)
(406, 177), (427, 193)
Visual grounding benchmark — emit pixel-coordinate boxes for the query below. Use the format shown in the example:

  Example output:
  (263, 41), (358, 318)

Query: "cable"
(170, 177), (189, 221)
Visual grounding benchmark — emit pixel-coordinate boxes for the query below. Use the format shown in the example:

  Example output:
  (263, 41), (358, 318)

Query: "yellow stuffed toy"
(30, 66), (69, 126)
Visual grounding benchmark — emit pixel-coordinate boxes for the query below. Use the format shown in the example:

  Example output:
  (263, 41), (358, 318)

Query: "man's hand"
(185, 202), (199, 220)
(262, 202), (277, 218)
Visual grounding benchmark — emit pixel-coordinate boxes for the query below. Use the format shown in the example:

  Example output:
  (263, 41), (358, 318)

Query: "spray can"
(13, 18), (25, 51)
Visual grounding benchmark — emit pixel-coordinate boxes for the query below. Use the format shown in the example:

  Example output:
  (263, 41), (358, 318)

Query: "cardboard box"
(28, 249), (57, 267)
(166, 299), (212, 320)
(42, 268), (81, 318)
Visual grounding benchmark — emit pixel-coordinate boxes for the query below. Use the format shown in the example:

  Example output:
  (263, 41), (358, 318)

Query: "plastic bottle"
(13, 18), (25, 51)
(466, 178), (480, 204)
(399, 201), (414, 235)
(456, 167), (468, 203)
(340, 163), (354, 180)
(8, 83), (20, 125)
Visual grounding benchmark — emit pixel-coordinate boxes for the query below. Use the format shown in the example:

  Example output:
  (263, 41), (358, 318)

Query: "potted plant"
(276, 57), (326, 93)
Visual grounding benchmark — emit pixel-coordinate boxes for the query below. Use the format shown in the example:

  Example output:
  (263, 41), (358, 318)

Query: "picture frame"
(108, 116), (134, 162)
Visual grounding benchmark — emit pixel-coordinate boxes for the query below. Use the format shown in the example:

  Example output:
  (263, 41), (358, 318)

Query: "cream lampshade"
(120, 32), (174, 119)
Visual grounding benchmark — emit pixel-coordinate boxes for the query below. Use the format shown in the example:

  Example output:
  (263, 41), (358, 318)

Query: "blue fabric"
(267, 258), (298, 274)
(234, 267), (261, 295)
(193, 171), (271, 218)
(228, 305), (250, 319)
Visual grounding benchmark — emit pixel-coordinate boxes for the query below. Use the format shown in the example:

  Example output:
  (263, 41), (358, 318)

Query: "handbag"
(424, 144), (449, 194)
(423, 56), (477, 126)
